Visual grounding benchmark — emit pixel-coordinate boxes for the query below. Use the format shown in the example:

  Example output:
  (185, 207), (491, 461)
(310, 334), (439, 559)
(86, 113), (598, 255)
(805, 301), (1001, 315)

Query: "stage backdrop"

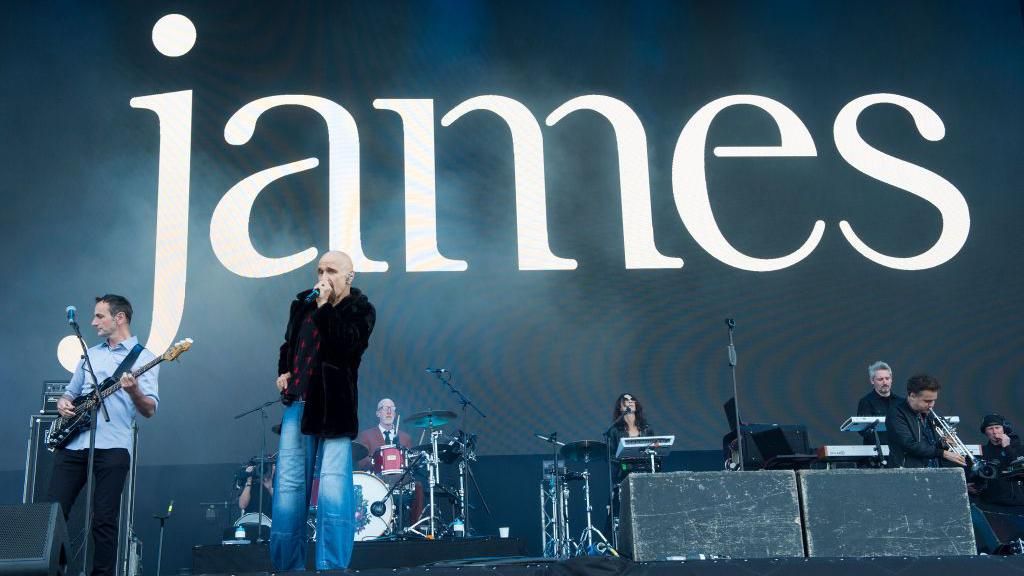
(1, 1), (1022, 470)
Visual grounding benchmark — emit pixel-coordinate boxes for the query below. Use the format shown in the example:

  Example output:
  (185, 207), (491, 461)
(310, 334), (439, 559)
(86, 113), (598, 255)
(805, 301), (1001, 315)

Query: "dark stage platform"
(193, 536), (527, 573)
(191, 555), (1024, 576)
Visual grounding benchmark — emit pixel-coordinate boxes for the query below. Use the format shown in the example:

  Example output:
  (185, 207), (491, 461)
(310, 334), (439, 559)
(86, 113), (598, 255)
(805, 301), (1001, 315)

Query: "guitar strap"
(99, 343), (145, 392)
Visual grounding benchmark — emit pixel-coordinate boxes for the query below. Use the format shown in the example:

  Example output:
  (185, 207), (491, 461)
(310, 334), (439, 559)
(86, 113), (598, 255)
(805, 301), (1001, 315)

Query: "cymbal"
(351, 442), (369, 462)
(560, 440), (607, 462)
(405, 410), (458, 428)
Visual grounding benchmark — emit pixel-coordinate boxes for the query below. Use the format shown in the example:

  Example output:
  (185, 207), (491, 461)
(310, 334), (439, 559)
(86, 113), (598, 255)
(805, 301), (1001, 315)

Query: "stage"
(190, 555), (1024, 576)
(192, 536), (527, 572)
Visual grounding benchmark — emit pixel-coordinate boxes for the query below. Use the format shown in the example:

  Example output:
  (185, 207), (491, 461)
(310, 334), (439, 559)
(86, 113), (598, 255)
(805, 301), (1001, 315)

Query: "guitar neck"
(85, 355), (164, 406)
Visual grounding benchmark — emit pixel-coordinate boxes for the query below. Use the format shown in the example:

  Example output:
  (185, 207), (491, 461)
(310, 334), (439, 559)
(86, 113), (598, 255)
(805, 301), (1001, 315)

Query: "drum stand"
(574, 454), (610, 555)
(407, 428), (443, 539)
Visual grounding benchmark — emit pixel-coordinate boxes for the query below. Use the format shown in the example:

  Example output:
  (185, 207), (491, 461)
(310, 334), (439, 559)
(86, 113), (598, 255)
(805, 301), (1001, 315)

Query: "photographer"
(238, 461), (275, 516)
(975, 414), (1024, 508)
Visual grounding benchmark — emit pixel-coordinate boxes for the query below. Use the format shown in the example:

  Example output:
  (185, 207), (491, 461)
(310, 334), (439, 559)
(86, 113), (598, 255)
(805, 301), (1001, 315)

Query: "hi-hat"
(406, 410), (458, 428)
(560, 440), (607, 462)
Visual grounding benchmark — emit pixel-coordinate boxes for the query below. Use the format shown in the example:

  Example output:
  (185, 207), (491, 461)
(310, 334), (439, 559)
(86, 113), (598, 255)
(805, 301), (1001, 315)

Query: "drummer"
(355, 398), (424, 529)
(356, 398), (413, 470)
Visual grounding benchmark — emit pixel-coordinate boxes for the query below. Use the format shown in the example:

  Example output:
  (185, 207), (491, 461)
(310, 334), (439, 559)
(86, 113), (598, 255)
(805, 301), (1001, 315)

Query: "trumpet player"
(886, 374), (966, 468)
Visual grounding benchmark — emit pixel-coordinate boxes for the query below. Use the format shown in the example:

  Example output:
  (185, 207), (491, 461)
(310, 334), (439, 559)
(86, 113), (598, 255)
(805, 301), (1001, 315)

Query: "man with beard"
(856, 361), (902, 445)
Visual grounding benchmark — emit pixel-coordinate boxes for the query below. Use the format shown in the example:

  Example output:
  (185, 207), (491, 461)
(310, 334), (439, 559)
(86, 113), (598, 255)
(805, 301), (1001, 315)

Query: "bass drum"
(233, 512), (272, 540)
(234, 512), (272, 528)
(353, 471), (393, 540)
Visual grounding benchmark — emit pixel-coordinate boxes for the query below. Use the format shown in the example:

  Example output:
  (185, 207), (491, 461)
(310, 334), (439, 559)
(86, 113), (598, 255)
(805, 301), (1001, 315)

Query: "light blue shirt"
(63, 335), (159, 451)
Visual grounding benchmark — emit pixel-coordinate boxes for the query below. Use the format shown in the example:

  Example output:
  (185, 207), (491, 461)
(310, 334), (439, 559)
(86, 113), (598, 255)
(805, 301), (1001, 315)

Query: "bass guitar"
(45, 338), (193, 451)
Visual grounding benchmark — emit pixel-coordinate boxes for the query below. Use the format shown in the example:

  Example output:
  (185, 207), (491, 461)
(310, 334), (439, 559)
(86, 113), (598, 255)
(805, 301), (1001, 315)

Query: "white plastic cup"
(498, 526), (510, 538)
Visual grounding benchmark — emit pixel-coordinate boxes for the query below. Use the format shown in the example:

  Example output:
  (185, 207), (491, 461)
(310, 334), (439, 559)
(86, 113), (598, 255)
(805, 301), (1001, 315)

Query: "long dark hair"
(613, 393), (648, 431)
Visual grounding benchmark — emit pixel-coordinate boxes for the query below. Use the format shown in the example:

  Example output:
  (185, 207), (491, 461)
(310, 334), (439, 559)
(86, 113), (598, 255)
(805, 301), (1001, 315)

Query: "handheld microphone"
(304, 288), (320, 303)
(425, 368), (448, 374)
(725, 318), (736, 329)
(66, 305), (77, 325)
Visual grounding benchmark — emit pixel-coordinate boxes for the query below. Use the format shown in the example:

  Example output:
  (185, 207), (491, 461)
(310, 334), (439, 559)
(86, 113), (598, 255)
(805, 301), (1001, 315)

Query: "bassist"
(47, 294), (159, 576)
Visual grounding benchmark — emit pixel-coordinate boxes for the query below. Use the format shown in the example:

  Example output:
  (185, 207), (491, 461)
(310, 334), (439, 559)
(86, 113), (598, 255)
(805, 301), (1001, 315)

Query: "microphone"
(66, 305), (77, 326)
(425, 368), (448, 374)
(725, 318), (736, 329)
(303, 288), (320, 303)
(624, 407), (633, 414)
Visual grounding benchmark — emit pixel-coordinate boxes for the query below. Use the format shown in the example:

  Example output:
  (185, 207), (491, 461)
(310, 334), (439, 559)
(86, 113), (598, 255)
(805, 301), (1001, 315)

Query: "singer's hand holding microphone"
(307, 279), (333, 307)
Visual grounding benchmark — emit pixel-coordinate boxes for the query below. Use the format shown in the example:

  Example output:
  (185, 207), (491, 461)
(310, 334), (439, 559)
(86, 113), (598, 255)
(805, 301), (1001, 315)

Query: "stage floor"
(192, 554), (1024, 576)
(192, 537), (1024, 576)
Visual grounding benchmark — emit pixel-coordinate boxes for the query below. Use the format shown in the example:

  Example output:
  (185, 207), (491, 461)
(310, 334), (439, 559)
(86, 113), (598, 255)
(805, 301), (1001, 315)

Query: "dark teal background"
(0, 1), (1021, 471)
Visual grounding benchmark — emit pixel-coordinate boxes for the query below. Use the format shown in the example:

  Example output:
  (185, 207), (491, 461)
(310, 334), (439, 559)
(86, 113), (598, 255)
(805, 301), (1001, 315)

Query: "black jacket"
(980, 437), (1024, 506)
(886, 399), (948, 468)
(856, 390), (903, 445)
(278, 287), (375, 438)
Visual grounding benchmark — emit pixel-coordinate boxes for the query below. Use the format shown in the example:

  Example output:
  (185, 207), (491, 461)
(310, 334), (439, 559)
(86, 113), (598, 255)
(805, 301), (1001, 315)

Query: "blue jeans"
(271, 402), (355, 571)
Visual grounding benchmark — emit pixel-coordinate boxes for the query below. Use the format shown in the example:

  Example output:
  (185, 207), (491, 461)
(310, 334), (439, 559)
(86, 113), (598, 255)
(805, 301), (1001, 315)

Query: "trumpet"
(930, 408), (991, 477)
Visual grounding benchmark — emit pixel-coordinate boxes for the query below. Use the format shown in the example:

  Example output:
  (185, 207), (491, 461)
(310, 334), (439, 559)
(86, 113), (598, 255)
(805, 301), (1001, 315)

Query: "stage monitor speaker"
(0, 502), (68, 575)
(618, 470), (805, 560)
(798, 468), (976, 557)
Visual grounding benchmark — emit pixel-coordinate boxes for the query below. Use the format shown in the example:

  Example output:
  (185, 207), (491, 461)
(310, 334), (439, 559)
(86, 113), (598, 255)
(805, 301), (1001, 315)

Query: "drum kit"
(536, 434), (612, 558)
(234, 408), (478, 542)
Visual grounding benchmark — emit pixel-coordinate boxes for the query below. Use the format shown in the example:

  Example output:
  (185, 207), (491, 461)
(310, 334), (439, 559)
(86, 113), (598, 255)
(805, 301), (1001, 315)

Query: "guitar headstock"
(163, 338), (194, 361)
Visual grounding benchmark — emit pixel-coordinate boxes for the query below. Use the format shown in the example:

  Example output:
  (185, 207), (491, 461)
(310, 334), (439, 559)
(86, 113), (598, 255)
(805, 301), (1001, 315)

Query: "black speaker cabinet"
(618, 471), (805, 560)
(23, 415), (137, 576)
(0, 502), (68, 575)
(798, 468), (976, 557)
(737, 424), (809, 469)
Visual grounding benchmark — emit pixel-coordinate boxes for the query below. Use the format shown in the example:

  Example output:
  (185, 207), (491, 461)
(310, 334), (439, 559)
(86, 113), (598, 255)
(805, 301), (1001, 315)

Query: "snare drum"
(372, 445), (405, 476)
(353, 471), (393, 540)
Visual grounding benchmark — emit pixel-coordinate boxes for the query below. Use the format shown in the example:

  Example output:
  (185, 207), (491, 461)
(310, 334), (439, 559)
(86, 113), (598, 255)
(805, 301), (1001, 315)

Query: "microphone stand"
(234, 398), (281, 542)
(602, 409), (630, 549)
(725, 318), (744, 471)
(431, 370), (487, 535)
(70, 317), (108, 576)
(153, 500), (173, 576)
(370, 451), (425, 538)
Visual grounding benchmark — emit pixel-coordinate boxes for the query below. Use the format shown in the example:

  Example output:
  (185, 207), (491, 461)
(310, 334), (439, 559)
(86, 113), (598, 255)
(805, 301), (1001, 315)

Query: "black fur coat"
(278, 287), (375, 438)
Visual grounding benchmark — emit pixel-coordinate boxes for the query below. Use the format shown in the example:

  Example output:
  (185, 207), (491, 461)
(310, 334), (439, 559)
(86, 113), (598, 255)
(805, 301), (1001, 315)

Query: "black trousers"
(46, 448), (130, 576)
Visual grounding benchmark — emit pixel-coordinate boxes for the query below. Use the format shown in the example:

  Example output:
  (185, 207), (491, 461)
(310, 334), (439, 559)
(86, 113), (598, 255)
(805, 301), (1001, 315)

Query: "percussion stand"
(575, 453), (609, 555)
(407, 428), (442, 538)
